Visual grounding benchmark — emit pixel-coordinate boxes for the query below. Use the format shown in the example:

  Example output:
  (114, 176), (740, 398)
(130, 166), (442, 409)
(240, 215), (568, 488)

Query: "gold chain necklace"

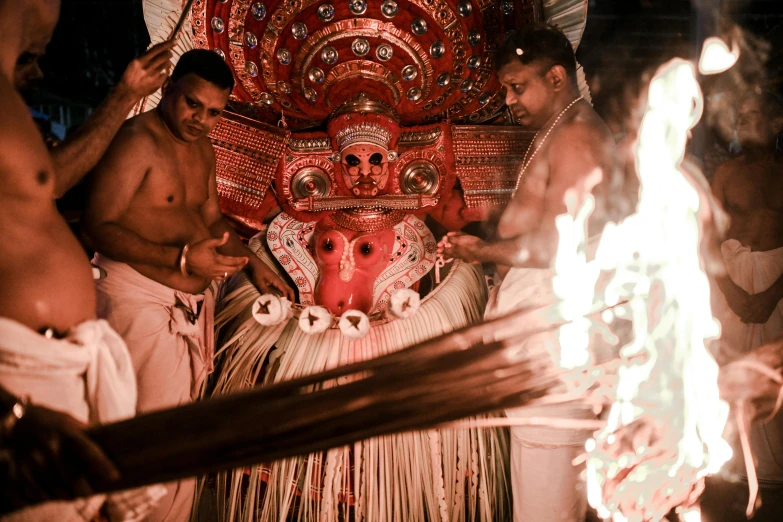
(513, 96), (584, 195)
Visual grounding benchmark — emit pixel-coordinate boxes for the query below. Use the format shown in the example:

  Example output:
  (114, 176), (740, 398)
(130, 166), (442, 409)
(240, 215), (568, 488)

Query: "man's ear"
(546, 65), (568, 93)
(161, 77), (172, 97)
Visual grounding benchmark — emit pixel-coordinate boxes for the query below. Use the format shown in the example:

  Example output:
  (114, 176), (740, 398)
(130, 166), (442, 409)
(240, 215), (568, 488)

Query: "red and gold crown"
(334, 122), (393, 151)
(327, 94), (401, 152)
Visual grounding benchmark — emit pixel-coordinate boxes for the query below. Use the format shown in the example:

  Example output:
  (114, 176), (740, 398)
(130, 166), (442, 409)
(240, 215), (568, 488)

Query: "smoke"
(701, 23), (772, 147)
(584, 1), (777, 159)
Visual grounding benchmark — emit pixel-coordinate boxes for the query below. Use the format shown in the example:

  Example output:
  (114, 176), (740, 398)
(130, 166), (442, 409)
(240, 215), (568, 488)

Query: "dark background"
(30, 0), (783, 135)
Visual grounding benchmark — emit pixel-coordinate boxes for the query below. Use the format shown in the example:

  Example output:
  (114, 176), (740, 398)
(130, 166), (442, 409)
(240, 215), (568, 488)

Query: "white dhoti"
(485, 267), (594, 522)
(713, 239), (783, 484)
(93, 254), (216, 522)
(0, 317), (162, 521)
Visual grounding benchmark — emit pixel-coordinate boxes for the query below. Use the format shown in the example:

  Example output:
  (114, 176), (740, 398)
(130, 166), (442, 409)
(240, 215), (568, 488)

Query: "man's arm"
(719, 336), (783, 422)
(0, 384), (121, 512)
(52, 41), (175, 198)
(438, 232), (545, 267)
(200, 150), (295, 299)
(81, 128), (181, 268)
(441, 123), (605, 268)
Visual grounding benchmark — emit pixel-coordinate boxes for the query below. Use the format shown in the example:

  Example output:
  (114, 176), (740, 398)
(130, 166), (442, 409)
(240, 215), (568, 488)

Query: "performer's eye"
(369, 153), (383, 165)
(323, 239), (333, 251)
(360, 243), (372, 255)
(345, 155), (360, 167)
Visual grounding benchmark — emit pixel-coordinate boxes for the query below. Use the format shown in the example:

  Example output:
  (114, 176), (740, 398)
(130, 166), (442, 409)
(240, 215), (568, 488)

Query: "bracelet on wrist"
(179, 244), (191, 277)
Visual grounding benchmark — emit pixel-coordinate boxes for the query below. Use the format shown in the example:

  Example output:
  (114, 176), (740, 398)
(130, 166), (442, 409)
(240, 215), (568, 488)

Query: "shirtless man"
(712, 92), (783, 327)
(14, 20), (175, 198)
(439, 24), (616, 522)
(709, 91), (783, 516)
(81, 49), (293, 522)
(0, 0), (169, 519)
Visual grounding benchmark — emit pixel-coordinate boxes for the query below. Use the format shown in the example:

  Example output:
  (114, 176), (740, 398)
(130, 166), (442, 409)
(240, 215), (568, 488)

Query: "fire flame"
(551, 39), (740, 521)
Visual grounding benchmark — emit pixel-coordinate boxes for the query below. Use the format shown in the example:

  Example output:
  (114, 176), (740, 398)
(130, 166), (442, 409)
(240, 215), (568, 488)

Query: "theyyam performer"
(133, 0), (592, 519)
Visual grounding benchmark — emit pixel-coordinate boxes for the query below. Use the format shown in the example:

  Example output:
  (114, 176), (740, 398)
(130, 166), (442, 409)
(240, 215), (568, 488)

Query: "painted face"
(313, 228), (394, 315)
(736, 97), (777, 149)
(341, 143), (390, 197)
(161, 73), (230, 142)
(498, 59), (557, 130)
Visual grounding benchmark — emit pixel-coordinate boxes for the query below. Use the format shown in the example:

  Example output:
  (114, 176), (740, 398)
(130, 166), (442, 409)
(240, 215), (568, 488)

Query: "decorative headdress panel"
(143, 0), (585, 230)
(184, 0), (550, 128)
(141, 0), (590, 125)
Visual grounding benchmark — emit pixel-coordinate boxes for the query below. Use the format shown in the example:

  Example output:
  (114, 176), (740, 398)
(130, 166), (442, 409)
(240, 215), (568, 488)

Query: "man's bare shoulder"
(114, 112), (163, 150)
(96, 112), (163, 171)
(182, 135), (217, 181)
(549, 115), (615, 159)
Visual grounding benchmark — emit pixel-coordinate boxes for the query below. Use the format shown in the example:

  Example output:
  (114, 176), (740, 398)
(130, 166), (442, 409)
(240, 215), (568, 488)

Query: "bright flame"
(553, 191), (599, 369)
(698, 37), (739, 75)
(551, 52), (736, 519)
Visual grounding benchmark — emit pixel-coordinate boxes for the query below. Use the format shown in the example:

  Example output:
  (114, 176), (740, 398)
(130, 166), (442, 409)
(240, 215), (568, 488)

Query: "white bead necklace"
(513, 95), (584, 195)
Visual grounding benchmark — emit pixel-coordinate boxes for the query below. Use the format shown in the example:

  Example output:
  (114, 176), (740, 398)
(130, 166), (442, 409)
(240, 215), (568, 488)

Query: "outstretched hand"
(436, 232), (483, 264)
(185, 232), (249, 281)
(719, 360), (782, 424)
(118, 41), (176, 100)
(0, 402), (120, 512)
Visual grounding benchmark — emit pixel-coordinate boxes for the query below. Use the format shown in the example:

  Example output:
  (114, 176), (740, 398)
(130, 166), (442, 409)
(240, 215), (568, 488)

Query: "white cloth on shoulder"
(0, 317), (165, 522)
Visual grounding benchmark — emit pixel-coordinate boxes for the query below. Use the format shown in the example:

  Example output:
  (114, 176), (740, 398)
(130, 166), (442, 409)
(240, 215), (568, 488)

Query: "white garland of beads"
(513, 95), (584, 196)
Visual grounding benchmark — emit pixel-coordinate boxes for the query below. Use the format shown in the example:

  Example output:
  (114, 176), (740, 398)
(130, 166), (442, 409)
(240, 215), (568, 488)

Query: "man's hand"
(437, 232), (484, 263)
(742, 289), (781, 324)
(248, 261), (295, 301)
(1, 403), (119, 511)
(185, 232), (249, 281)
(117, 41), (176, 100)
(719, 358), (782, 423)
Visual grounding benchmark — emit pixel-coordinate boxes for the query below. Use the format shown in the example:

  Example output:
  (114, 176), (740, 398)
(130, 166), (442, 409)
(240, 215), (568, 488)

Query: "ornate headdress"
(334, 123), (393, 151)
(328, 94), (401, 154)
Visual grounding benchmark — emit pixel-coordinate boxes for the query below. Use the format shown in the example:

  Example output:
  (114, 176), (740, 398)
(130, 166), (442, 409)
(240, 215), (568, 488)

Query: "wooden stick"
(167, 0), (196, 42)
(76, 300), (628, 498)
(83, 310), (561, 494)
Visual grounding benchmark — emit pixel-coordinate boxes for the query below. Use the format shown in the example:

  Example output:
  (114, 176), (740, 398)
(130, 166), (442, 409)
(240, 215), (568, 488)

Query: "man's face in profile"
(14, 50), (45, 100)
(14, 0), (60, 99)
(498, 59), (557, 130)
